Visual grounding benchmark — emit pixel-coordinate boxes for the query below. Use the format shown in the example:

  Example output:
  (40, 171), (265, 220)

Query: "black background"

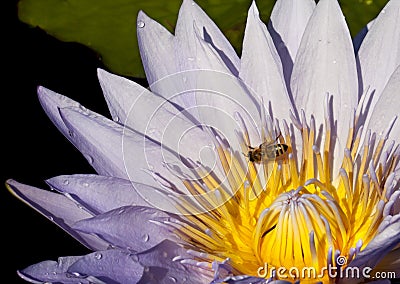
(3, 1), (144, 282)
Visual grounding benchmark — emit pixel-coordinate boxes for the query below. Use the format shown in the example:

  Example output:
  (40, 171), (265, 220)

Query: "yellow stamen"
(167, 111), (398, 283)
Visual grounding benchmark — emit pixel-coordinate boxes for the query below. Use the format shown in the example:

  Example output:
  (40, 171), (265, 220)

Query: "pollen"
(169, 97), (399, 283)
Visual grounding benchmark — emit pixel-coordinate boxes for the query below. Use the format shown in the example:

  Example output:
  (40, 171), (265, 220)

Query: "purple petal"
(68, 249), (144, 283)
(240, 2), (293, 120)
(268, 0), (315, 86)
(357, 0), (400, 102)
(73, 206), (176, 252)
(58, 107), (184, 213)
(97, 69), (216, 165)
(46, 174), (152, 214)
(6, 179), (108, 250)
(58, 106), (127, 179)
(37, 86), (81, 143)
(291, 0), (358, 174)
(348, 220), (400, 270)
(18, 256), (87, 284)
(137, 240), (213, 283)
(38, 86), (128, 176)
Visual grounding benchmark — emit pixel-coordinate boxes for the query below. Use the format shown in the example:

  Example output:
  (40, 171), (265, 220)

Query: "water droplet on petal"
(84, 154), (94, 164)
(137, 21), (145, 28)
(244, 180), (250, 188)
(94, 252), (103, 260)
(143, 234), (150, 242)
(118, 208), (125, 214)
(115, 116), (120, 122)
(381, 9), (386, 14)
(68, 130), (74, 137)
(48, 216), (54, 221)
(333, 60), (337, 64)
(70, 272), (83, 278)
(187, 57), (195, 61)
(147, 128), (156, 135)
(168, 276), (177, 283)
(162, 251), (168, 258)
(63, 180), (69, 185)
(82, 182), (89, 187)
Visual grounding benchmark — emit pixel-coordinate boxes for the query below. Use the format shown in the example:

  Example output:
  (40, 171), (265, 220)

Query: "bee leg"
(248, 145), (255, 150)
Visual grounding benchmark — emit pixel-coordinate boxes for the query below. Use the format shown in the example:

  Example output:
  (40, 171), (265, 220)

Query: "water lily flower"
(7, 0), (400, 283)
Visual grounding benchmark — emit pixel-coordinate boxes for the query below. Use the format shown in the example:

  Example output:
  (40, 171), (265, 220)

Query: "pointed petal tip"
(96, 67), (107, 77)
(97, 68), (114, 83)
(37, 85), (52, 100)
(249, 0), (259, 14)
(137, 10), (149, 22)
(36, 85), (45, 94)
(180, 0), (198, 12)
(5, 179), (16, 195)
(5, 179), (26, 199)
(17, 270), (41, 284)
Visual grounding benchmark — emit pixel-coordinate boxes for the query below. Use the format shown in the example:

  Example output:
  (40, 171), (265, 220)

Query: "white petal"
(58, 106), (201, 214)
(353, 19), (375, 52)
(136, 11), (175, 87)
(269, 0), (315, 85)
(6, 179), (108, 250)
(137, 1), (240, 112)
(240, 2), (293, 121)
(358, 0), (400, 104)
(175, 0), (240, 75)
(363, 65), (400, 146)
(291, 0), (358, 174)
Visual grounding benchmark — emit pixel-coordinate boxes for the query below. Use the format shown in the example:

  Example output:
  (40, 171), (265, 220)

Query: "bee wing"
(260, 141), (277, 161)
(259, 140), (273, 152)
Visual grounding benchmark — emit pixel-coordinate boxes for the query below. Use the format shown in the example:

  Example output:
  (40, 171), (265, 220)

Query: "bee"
(245, 137), (289, 164)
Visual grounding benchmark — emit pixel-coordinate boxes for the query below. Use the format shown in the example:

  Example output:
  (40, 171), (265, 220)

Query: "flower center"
(168, 102), (399, 283)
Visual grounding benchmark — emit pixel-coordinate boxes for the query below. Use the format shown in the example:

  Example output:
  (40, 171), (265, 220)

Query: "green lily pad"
(18, 0), (387, 78)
